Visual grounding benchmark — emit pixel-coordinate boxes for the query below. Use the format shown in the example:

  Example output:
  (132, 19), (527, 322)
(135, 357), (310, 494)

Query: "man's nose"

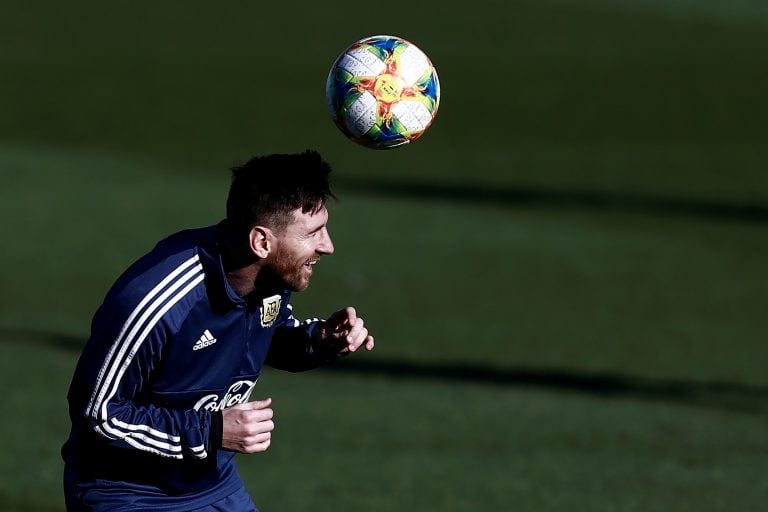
(319, 229), (334, 255)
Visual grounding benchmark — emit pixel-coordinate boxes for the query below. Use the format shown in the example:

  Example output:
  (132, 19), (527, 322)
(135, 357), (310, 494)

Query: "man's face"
(267, 206), (334, 292)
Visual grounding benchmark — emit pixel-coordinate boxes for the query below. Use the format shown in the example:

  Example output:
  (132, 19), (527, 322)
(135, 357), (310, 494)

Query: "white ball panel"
(345, 91), (377, 137)
(339, 48), (387, 77)
(398, 45), (429, 85)
(392, 101), (433, 132)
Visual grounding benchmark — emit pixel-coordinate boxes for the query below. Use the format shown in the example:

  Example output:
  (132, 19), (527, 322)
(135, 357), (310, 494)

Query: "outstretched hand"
(315, 306), (375, 355)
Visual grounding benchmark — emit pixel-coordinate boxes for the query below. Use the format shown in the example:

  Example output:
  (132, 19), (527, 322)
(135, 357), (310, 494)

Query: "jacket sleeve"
(76, 290), (218, 460)
(265, 303), (339, 372)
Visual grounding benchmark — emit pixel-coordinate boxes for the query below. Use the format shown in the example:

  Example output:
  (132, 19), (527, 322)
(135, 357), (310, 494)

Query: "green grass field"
(1, 1), (767, 510)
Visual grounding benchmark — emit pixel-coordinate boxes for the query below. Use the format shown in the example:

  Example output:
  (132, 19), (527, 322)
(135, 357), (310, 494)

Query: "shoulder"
(101, 227), (218, 321)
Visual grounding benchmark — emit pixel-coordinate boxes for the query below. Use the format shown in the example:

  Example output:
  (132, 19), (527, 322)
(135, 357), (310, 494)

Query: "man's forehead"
(288, 205), (328, 229)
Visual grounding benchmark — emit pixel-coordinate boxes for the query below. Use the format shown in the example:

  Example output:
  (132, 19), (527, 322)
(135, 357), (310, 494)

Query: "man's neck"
(225, 266), (257, 299)
(218, 222), (259, 299)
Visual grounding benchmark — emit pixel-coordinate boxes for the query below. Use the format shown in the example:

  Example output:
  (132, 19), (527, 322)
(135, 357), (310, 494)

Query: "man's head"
(226, 150), (335, 236)
(224, 150), (336, 293)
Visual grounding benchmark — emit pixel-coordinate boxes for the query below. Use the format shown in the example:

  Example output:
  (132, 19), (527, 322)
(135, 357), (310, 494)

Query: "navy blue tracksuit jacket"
(62, 225), (332, 511)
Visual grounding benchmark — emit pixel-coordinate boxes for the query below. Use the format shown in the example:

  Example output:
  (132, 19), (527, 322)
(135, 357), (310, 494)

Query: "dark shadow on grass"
(337, 177), (768, 224)
(0, 327), (86, 353)
(327, 359), (768, 415)
(3, 327), (766, 416)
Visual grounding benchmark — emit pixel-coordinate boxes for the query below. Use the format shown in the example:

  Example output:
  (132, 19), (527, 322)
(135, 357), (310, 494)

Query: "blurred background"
(1, 1), (767, 510)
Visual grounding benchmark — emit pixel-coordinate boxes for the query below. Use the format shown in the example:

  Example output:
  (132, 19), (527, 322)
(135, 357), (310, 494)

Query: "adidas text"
(193, 329), (217, 351)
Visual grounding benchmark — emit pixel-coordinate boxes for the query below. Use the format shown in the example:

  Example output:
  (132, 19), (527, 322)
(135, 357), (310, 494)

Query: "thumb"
(250, 397), (272, 409)
(329, 306), (356, 328)
(234, 397), (271, 410)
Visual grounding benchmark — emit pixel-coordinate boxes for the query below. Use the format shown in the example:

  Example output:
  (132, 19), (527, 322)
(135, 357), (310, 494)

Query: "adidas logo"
(193, 329), (217, 351)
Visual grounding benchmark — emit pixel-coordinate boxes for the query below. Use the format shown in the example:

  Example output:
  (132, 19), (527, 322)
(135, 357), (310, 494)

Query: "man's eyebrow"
(307, 223), (325, 234)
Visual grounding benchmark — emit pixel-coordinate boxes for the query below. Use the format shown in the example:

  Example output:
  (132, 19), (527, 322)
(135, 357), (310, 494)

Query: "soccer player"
(62, 151), (375, 511)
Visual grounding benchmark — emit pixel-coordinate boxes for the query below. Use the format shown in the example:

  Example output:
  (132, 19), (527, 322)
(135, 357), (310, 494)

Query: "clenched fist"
(221, 398), (275, 453)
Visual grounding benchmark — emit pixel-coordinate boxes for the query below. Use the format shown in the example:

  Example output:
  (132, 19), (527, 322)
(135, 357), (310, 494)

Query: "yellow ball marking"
(374, 73), (404, 103)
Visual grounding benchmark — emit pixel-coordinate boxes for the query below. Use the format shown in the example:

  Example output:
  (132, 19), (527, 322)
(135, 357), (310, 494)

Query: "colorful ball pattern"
(326, 35), (441, 149)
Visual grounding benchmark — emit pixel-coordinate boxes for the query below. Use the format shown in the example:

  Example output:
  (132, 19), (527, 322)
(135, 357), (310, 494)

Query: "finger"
(244, 437), (272, 454)
(245, 407), (273, 424)
(345, 317), (365, 343)
(244, 432), (272, 446)
(348, 333), (374, 353)
(347, 326), (369, 352)
(238, 421), (272, 441)
(244, 419), (275, 436)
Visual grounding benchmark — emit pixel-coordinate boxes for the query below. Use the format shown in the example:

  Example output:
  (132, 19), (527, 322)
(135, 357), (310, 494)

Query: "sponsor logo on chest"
(193, 380), (257, 412)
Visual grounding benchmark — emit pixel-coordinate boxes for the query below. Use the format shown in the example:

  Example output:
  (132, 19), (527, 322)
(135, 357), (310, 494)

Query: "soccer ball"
(325, 35), (440, 149)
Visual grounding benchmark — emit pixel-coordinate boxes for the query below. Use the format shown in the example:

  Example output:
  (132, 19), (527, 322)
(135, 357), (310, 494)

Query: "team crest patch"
(260, 294), (282, 327)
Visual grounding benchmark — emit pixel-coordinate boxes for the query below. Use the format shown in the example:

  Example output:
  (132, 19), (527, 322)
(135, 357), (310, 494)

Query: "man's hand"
(221, 398), (274, 453)
(315, 306), (375, 355)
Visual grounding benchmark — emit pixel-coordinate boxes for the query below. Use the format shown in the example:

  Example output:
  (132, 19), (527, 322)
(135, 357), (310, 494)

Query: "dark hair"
(226, 150), (335, 235)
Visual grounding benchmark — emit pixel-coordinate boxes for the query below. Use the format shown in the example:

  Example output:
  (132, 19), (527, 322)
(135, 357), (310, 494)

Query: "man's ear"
(248, 226), (273, 258)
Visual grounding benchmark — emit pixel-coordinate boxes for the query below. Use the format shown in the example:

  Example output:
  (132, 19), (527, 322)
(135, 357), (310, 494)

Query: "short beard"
(257, 252), (306, 294)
